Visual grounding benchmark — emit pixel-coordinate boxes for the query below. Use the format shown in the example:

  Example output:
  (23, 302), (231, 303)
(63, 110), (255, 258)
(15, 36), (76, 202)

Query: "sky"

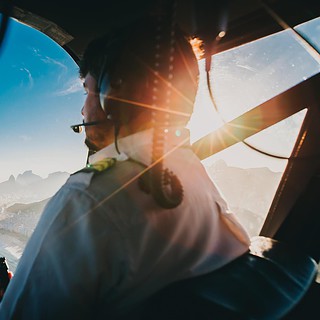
(0, 16), (319, 183)
(0, 18), (87, 182)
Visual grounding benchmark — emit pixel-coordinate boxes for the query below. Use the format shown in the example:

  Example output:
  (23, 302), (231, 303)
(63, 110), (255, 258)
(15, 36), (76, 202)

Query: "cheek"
(83, 95), (105, 120)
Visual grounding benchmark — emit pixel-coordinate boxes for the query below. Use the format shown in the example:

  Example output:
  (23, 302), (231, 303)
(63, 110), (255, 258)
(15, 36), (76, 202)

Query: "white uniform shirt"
(0, 128), (250, 319)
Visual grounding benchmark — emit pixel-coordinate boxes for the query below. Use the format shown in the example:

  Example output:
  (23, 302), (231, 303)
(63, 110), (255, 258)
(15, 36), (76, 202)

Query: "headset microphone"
(70, 121), (101, 133)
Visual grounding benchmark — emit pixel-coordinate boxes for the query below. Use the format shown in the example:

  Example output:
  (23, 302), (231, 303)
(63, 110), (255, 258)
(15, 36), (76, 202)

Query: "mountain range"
(0, 170), (70, 207)
(206, 160), (283, 216)
(206, 160), (283, 236)
(0, 164), (312, 275)
(0, 162), (283, 238)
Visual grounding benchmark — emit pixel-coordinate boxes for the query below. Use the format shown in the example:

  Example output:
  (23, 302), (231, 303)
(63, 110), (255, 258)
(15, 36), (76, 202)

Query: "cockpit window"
(188, 27), (320, 143)
(0, 15), (319, 272)
(0, 18), (87, 271)
(295, 17), (320, 54)
(199, 109), (307, 237)
(294, 16), (320, 284)
(188, 17), (320, 237)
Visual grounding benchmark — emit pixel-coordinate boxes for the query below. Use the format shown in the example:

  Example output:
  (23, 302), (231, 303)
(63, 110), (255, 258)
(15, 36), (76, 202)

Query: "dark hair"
(79, 16), (199, 125)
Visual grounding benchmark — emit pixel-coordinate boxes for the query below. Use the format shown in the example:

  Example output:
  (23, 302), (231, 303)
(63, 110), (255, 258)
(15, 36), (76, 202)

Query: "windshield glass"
(0, 16), (319, 272)
(188, 18), (320, 237)
(0, 18), (86, 271)
(295, 17), (320, 53)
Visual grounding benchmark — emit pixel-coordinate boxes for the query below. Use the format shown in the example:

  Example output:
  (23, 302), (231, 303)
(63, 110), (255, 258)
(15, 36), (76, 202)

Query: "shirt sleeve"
(0, 184), (125, 320)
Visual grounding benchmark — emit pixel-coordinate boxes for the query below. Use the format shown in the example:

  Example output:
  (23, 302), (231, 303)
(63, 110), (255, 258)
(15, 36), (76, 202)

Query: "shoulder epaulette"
(81, 157), (117, 173)
(72, 157), (117, 176)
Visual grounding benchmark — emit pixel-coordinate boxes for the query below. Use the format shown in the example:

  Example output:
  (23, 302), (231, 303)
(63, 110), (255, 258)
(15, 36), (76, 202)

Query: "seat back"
(140, 236), (318, 319)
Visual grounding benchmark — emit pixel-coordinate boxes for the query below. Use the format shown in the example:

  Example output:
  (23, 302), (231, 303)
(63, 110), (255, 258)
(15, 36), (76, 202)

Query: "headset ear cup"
(99, 72), (110, 112)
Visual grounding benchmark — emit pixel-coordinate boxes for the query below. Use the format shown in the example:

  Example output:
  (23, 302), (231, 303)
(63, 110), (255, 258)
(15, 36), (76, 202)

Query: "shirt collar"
(88, 127), (190, 166)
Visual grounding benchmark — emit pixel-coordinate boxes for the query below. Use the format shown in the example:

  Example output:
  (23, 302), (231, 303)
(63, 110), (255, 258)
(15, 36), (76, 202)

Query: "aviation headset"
(95, 29), (133, 154)
(97, 33), (126, 117)
(96, 17), (184, 209)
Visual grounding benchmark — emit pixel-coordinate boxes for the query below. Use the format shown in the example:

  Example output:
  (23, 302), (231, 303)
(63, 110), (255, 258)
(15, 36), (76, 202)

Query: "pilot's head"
(79, 16), (199, 152)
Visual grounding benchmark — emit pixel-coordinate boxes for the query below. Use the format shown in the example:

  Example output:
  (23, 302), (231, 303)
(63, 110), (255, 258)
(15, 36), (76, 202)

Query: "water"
(0, 247), (19, 272)
(0, 230), (27, 273)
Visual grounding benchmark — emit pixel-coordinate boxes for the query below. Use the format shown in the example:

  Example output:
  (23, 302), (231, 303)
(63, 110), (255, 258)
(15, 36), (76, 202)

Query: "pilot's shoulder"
(66, 158), (117, 188)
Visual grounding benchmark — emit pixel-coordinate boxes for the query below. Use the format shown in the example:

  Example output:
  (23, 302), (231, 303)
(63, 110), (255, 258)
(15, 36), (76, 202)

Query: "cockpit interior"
(0, 0), (320, 318)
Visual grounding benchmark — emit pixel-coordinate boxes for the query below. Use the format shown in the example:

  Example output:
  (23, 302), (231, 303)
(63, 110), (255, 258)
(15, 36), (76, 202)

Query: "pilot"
(0, 16), (250, 319)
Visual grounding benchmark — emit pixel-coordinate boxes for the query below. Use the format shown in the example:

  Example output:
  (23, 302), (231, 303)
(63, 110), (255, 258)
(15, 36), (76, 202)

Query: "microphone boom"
(70, 121), (101, 133)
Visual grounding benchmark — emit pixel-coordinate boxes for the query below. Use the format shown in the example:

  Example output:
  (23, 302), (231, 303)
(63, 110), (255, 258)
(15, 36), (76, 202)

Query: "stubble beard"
(84, 138), (100, 153)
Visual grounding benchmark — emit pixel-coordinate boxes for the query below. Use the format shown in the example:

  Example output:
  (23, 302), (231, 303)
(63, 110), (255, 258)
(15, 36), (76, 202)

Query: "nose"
(81, 106), (84, 116)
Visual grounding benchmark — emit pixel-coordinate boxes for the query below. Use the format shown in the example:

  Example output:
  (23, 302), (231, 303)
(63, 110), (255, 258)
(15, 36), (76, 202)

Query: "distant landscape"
(0, 161), (283, 272)
(0, 170), (70, 271)
(205, 159), (283, 237)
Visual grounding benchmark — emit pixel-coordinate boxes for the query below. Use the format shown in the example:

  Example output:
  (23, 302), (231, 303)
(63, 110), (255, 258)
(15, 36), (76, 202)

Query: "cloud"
(55, 78), (83, 96)
(42, 56), (69, 83)
(29, 47), (81, 95)
(31, 47), (41, 55)
(41, 56), (68, 72)
(31, 47), (67, 70)
(20, 67), (34, 88)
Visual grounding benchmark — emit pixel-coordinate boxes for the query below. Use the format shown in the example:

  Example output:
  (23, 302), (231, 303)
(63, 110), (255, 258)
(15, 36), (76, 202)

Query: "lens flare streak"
(106, 95), (191, 118)
(50, 136), (190, 242)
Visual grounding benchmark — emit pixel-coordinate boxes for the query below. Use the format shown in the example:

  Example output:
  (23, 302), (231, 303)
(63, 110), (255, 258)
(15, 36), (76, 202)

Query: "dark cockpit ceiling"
(2, 0), (320, 62)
